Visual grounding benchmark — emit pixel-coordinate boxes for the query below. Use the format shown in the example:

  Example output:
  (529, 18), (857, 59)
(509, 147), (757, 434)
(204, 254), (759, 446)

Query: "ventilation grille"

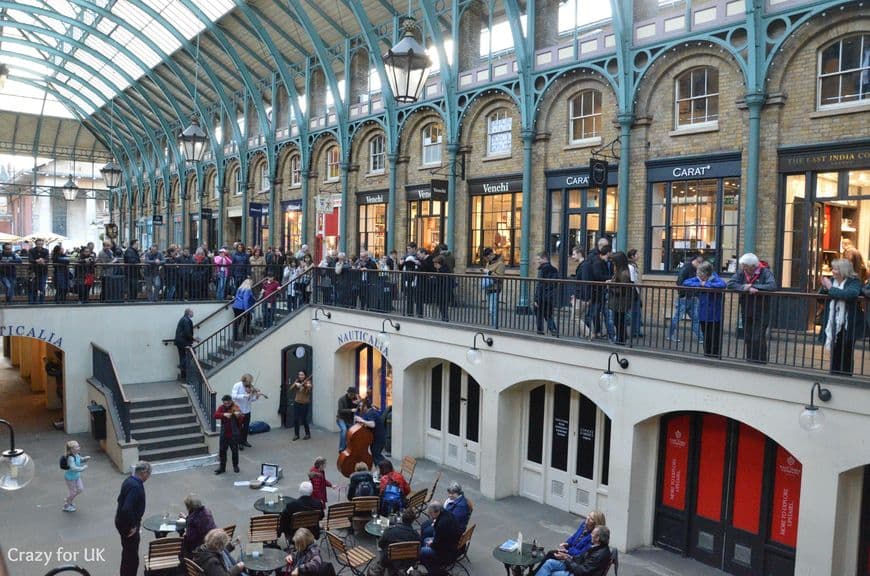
(697, 531), (714, 553)
(551, 479), (564, 498)
(448, 444), (458, 458)
(574, 488), (590, 506)
(733, 543), (752, 566)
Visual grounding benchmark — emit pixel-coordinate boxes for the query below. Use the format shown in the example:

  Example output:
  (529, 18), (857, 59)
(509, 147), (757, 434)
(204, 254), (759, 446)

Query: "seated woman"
(195, 528), (245, 576)
(347, 461), (376, 500)
(181, 494), (217, 558)
(534, 511), (605, 575)
(421, 482), (472, 540)
(378, 460), (410, 515)
(282, 528), (322, 575)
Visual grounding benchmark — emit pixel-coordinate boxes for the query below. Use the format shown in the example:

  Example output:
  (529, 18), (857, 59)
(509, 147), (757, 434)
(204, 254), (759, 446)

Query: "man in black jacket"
(115, 461), (151, 576)
(535, 251), (560, 336)
(336, 387), (360, 452)
(368, 508), (420, 576)
(174, 308), (197, 380)
(123, 239), (141, 301)
(564, 526), (612, 576)
(420, 501), (463, 572)
(583, 244), (612, 337)
(280, 481), (324, 539)
(28, 238), (50, 304)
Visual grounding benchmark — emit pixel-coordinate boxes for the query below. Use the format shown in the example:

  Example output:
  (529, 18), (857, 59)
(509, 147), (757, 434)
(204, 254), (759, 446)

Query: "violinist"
(231, 374), (261, 450)
(354, 397), (387, 466)
(291, 370), (312, 441)
(336, 387), (360, 452)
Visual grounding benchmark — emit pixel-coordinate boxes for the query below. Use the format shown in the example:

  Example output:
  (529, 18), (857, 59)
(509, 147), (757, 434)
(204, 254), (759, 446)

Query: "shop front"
(315, 192), (341, 263)
(406, 180), (448, 252)
(249, 202), (270, 248)
(646, 153), (742, 274)
(355, 343), (392, 410)
(189, 208), (217, 252)
(281, 199), (303, 256)
(151, 214), (164, 247)
(546, 166), (618, 276)
(777, 140), (870, 291)
(467, 175), (524, 266)
(424, 361), (482, 478)
(357, 189), (388, 258)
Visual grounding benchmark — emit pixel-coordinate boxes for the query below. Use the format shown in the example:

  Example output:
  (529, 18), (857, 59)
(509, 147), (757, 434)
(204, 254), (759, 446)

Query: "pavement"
(0, 355), (726, 576)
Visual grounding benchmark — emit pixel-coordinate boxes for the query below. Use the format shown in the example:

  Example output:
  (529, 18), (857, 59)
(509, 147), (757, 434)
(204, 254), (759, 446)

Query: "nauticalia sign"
(0, 325), (63, 347)
(336, 330), (388, 358)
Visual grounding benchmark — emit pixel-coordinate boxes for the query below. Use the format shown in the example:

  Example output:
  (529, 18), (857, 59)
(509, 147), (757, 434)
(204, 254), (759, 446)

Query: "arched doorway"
(654, 412), (801, 575)
(518, 381), (611, 518)
(423, 361), (482, 478)
(2, 335), (65, 428)
(280, 344), (313, 428)
(355, 344), (391, 410)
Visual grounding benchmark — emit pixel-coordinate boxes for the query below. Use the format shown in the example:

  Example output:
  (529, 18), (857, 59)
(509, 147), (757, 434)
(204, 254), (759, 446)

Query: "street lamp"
(62, 175), (78, 202)
(379, 318), (401, 348)
(311, 307), (332, 332)
(0, 419), (36, 491)
(383, 18), (432, 104)
(100, 160), (123, 189)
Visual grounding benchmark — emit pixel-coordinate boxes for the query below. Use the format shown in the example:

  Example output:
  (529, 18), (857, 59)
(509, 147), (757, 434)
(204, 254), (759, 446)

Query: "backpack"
(249, 421), (271, 435)
(59, 455), (70, 470)
(355, 478), (376, 497)
(381, 480), (404, 514)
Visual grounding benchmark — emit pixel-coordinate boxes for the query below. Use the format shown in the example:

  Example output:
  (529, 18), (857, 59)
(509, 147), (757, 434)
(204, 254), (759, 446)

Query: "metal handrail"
(193, 276), (268, 329)
(185, 347), (216, 433)
(90, 342), (131, 443)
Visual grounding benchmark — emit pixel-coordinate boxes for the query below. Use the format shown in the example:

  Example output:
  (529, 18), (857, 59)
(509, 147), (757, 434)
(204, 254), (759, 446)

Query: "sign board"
(467, 175), (523, 195)
(647, 153), (742, 182)
(316, 194), (333, 214)
(357, 189), (388, 205)
(248, 202), (269, 217)
(406, 180), (449, 201)
(152, 215), (164, 225)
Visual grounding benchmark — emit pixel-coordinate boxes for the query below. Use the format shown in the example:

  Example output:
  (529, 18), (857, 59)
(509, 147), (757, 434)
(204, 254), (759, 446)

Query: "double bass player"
(336, 387), (360, 452)
(354, 397), (387, 467)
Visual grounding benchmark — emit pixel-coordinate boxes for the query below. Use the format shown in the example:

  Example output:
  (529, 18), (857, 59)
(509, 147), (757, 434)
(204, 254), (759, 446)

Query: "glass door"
(548, 187), (617, 275)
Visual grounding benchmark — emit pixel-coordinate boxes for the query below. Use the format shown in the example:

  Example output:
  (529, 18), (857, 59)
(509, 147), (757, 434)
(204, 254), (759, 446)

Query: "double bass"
(336, 401), (374, 477)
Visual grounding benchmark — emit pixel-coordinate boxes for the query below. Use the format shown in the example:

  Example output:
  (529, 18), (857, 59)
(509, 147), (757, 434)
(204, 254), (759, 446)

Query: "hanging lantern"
(62, 175), (78, 202)
(100, 160), (123, 189)
(179, 116), (208, 163)
(383, 18), (432, 104)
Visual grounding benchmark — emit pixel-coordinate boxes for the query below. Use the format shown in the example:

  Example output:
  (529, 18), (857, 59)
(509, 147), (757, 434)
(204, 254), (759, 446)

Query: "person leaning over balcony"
(214, 247), (232, 300)
(482, 247), (505, 329)
(76, 246), (96, 304)
(230, 243), (250, 295)
(0, 243), (21, 303)
(29, 237), (50, 304)
(191, 247), (211, 300)
(819, 258), (864, 376)
(144, 244), (163, 302)
(668, 253), (704, 344)
(123, 239), (141, 301)
(535, 251), (560, 337)
(432, 255), (453, 322)
(726, 253), (777, 364)
(682, 261), (726, 358)
(51, 244), (71, 303)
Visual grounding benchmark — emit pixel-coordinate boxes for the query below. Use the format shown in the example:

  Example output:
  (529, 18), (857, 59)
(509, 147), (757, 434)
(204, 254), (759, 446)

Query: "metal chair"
(351, 495), (380, 517)
(325, 530), (374, 576)
(425, 471), (442, 505)
(143, 536), (182, 575)
(43, 568), (91, 576)
(405, 488), (428, 523)
(400, 456), (417, 484)
(249, 514), (280, 546)
(442, 524), (475, 576)
(321, 502), (356, 543)
(608, 547), (619, 575)
(183, 558), (205, 576)
(290, 509), (324, 538)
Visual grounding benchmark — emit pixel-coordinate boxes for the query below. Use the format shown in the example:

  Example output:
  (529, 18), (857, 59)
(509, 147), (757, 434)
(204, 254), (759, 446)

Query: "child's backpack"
(59, 455), (70, 470)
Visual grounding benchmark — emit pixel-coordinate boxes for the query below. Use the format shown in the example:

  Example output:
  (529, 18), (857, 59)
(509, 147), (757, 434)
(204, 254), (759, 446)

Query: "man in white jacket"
(231, 373), (260, 449)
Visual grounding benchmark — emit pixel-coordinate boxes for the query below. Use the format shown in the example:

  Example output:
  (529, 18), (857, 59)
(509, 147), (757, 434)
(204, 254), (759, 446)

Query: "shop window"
(470, 192), (523, 266)
(818, 35), (870, 109)
(675, 67), (719, 128)
(487, 110), (512, 156)
(369, 135), (385, 174)
(326, 146), (340, 181)
(283, 209), (302, 255)
(569, 90), (602, 142)
(358, 203), (387, 257)
(422, 123), (443, 165)
(290, 155), (301, 186)
(649, 177), (740, 272)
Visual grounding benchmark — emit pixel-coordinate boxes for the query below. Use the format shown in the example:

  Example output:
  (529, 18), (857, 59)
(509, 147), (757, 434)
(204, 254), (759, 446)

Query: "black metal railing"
(309, 268), (870, 378)
(0, 262), (278, 305)
(91, 343), (131, 442)
(185, 348), (216, 433)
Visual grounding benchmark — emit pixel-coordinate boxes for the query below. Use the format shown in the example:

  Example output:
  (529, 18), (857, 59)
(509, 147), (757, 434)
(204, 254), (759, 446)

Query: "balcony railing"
(309, 268), (869, 378)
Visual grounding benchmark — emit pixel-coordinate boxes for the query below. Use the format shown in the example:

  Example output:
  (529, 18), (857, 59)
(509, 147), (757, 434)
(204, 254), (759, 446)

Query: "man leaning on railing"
(726, 253), (777, 364)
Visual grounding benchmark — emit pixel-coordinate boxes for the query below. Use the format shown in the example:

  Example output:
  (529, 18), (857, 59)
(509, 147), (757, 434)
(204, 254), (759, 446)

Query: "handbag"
(84, 273), (95, 288)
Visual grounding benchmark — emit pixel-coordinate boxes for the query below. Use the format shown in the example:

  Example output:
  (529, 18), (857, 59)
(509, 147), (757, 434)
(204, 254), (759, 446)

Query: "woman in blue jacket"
(819, 258), (864, 375)
(232, 278), (256, 341)
(683, 261), (726, 358)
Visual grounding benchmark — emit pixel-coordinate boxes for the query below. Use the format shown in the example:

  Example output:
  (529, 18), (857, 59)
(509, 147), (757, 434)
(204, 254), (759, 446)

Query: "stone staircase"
(197, 305), (295, 374)
(125, 382), (210, 462)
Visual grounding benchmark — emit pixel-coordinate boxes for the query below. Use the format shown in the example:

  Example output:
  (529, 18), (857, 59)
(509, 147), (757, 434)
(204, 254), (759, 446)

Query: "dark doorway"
(280, 344), (312, 428)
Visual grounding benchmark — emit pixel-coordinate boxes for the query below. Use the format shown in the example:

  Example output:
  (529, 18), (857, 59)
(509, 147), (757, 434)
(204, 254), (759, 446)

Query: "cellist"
(336, 386), (360, 452)
(354, 397), (387, 466)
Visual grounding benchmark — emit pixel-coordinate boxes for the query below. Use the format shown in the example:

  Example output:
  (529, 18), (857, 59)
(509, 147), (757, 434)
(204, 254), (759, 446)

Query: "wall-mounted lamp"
(466, 332), (493, 366)
(799, 382), (832, 431)
(379, 319), (401, 347)
(311, 308), (332, 332)
(0, 419), (35, 491)
(599, 352), (629, 392)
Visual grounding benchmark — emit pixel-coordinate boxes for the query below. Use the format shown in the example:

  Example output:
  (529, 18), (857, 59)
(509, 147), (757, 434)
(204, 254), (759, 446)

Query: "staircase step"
(128, 395), (188, 409)
(136, 433), (206, 451)
(131, 414), (197, 429)
(218, 346), (235, 356)
(208, 352), (227, 363)
(200, 361), (214, 372)
(131, 423), (202, 440)
(130, 404), (191, 418)
(138, 442), (210, 462)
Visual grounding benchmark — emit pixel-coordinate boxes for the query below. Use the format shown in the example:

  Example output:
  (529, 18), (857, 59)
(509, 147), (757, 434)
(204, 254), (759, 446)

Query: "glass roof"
(0, 0), (236, 117)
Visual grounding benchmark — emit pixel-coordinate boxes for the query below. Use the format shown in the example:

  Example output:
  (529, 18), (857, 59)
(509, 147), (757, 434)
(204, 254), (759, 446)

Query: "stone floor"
(0, 355), (726, 576)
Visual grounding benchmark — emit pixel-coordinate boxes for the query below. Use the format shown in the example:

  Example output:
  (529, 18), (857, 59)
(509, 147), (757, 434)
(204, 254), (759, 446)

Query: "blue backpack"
(381, 480), (404, 514)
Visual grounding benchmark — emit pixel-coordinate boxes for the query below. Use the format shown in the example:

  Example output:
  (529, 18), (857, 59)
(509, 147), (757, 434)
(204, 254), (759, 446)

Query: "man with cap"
(336, 387), (359, 452)
(214, 247), (232, 300)
(213, 394), (244, 474)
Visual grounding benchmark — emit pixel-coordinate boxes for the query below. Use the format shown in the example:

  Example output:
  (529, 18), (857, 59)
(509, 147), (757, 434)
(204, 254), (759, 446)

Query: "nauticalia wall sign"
(336, 330), (388, 358)
(0, 325), (63, 347)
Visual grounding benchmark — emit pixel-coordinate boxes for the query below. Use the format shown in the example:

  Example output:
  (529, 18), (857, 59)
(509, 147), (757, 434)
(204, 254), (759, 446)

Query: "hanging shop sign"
(248, 202), (269, 217)
(406, 180), (448, 201)
(152, 215), (164, 225)
(546, 166), (618, 189)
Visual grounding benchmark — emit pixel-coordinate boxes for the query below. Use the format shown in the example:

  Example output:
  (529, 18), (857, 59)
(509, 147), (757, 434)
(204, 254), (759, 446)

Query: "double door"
(548, 187), (618, 276)
(425, 362), (481, 478)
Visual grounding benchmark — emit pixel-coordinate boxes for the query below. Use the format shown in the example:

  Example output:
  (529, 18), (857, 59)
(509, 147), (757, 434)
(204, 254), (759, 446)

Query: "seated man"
(419, 501), (462, 572)
(280, 481), (324, 540)
(536, 526), (612, 576)
(537, 510), (606, 570)
(367, 508), (420, 576)
(421, 482), (471, 540)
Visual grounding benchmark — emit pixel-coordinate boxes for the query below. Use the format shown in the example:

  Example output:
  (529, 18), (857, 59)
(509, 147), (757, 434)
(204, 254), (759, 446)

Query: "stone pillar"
(30, 339), (47, 394)
(458, 1), (483, 70)
(10, 336), (21, 367)
(19, 337), (32, 381)
(794, 462), (839, 575)
(613, 414), (659, 551)
(479, 386), (522, 499)
(743, 92), (766, 253)
(534, 0), (560, 50)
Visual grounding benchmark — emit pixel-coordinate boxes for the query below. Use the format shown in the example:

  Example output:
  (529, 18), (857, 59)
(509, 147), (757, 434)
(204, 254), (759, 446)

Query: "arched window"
(818, 35), (870, 109)
(569, 90), (602, 142)
(326, 146), (341, 180)
(290, 155), (301, 186)
(487, 109), (512, 156)
(674, 67), (719, 128)
(422, 123), (443, 165)
(369, 134), (386, 173)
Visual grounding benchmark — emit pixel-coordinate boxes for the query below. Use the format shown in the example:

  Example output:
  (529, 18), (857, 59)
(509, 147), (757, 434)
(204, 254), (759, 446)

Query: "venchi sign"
(0, 325), (63, 347)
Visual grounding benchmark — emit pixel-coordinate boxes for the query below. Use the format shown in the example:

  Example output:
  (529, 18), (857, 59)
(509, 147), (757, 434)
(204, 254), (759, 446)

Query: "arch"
(398, 110), (447, 164)
(351, 124), (388, 175)
(457, 88), (522, 136)
(537, 73), (616, 137)
(459, 95), (522, 159)
(309, 134), (341, 181)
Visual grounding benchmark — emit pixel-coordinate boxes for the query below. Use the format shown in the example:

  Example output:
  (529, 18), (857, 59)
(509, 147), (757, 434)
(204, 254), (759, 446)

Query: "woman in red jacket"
(308, 456), (333, 508)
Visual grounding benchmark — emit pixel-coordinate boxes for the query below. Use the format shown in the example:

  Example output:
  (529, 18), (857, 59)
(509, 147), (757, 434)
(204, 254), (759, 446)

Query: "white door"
(567, 395), (605, 517)
(429, 362), (481, 478)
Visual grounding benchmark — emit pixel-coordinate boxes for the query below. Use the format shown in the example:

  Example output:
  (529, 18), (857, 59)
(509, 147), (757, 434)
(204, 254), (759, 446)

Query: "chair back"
(290, 509), (323, 533)
(457, 524), (475, 554)
(325, 530), (348, 555)
(426, 471), (441, 504)
(406, 488), (428, 515)
(183, 558), (205, 576)
(145, 537), (182, 572)
(249, 514), (280, 544)
(352, 495), (379, 516)
(608, 547), (619, 576)
(324, 502), (355, 530)
(386, 541), (420, 563)
(222, 524), (236, 539)
(400, 456), (417, 484)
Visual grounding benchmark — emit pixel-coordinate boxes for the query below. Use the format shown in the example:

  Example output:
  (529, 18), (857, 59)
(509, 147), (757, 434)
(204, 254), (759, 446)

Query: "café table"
(364, 518), (389, 538)
(254, 495), (289, 514)
(142, 514), (185, 538)
(492, 542), (542, 576)
(240, 547), (287, 575)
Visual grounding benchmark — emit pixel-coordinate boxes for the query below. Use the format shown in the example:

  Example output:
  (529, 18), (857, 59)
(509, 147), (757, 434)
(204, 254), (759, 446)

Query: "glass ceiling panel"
(0, 80), (76, 118)
(0, 0), (236, 118)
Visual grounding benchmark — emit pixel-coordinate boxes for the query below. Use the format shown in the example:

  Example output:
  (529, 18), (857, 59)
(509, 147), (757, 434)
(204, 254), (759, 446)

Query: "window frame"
(326, 146), (341, 181)
(290, 155), (301, 187)
(486, 110), (513, 157)
(816, 34), (870, 110)
(422, 123), (443, 166)
(257, 162), (270, 194)
(468, 191), (523, 267)
(369, 135), (386, 174)
(569, 89), (602, 143)
(674, 66), (720, 130)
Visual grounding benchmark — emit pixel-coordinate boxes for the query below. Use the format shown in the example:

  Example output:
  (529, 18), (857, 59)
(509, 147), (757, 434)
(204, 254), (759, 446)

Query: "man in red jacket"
(214, 395), (244, 474)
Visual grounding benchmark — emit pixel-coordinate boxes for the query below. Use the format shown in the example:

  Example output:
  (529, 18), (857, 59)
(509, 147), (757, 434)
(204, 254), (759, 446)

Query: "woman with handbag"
(76, 246), (96, 304)
(819, 258), (864, 375)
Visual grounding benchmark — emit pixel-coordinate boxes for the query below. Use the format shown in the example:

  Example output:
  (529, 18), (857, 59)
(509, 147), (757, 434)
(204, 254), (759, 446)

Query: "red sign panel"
(695, 414), (728, 522)
(731, 424), (765, 534)
(324, 207), (340, 237)
(661, 415), (691, 511)
(769, 446), (802, 548)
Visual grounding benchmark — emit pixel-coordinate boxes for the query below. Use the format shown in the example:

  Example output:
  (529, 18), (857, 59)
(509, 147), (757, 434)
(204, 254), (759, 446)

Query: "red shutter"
(661, 415), (691, 511)
(695, 414), (728, 521)
(730, 424), (765, 534)
(324, 207), (340, 237)
(769, 446), (802, 548)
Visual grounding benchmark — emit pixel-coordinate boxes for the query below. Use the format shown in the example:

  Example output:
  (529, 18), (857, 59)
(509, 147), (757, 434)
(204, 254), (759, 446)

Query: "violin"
(336, 402), (374, 477)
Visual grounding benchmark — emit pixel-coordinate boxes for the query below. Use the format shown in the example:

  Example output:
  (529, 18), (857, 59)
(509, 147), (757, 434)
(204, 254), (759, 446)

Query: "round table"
(241, 547), (287, 575)
(364, 518), (389, 538)
(142, 514), (185, 538)
(254, 496), (289, 514)
(492, 543), (542, 576)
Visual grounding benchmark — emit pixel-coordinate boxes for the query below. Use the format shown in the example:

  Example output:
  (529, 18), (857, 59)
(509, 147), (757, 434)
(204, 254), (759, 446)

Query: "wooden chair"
(182, 558), (205, 576)
(289, 509), (324, 537)
(608, 547), (619, 575)
(425, 472), (442, 505)
(405, 488), (428, 521)
(321, 502), (355, 541)
(143, 536), (182, 575)
(400, 456), (417, 484)
(325, 530), (374, 576)
(351, 495), (380, 517)
(385, 541), (420, 573)
(442, 524), (475, 576)
(249, 514), (280, 546)
(222, 524), (236, 539)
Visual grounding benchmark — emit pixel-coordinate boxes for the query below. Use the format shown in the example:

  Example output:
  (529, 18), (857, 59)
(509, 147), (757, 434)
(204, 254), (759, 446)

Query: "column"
(743, 93), (766, 253)
(386, 153), (398, 254)
(794, 462), (839, 575)
(518, 130), (535, 308)
(478, 387), (521, 499)
(445, 143), (460, 251)
(616, 114), (633, 251)
(270, 178), (282, 246)
(339, 162), (349, 252)
(301, 170), (311, 245)
(609, 413), (659, 551)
